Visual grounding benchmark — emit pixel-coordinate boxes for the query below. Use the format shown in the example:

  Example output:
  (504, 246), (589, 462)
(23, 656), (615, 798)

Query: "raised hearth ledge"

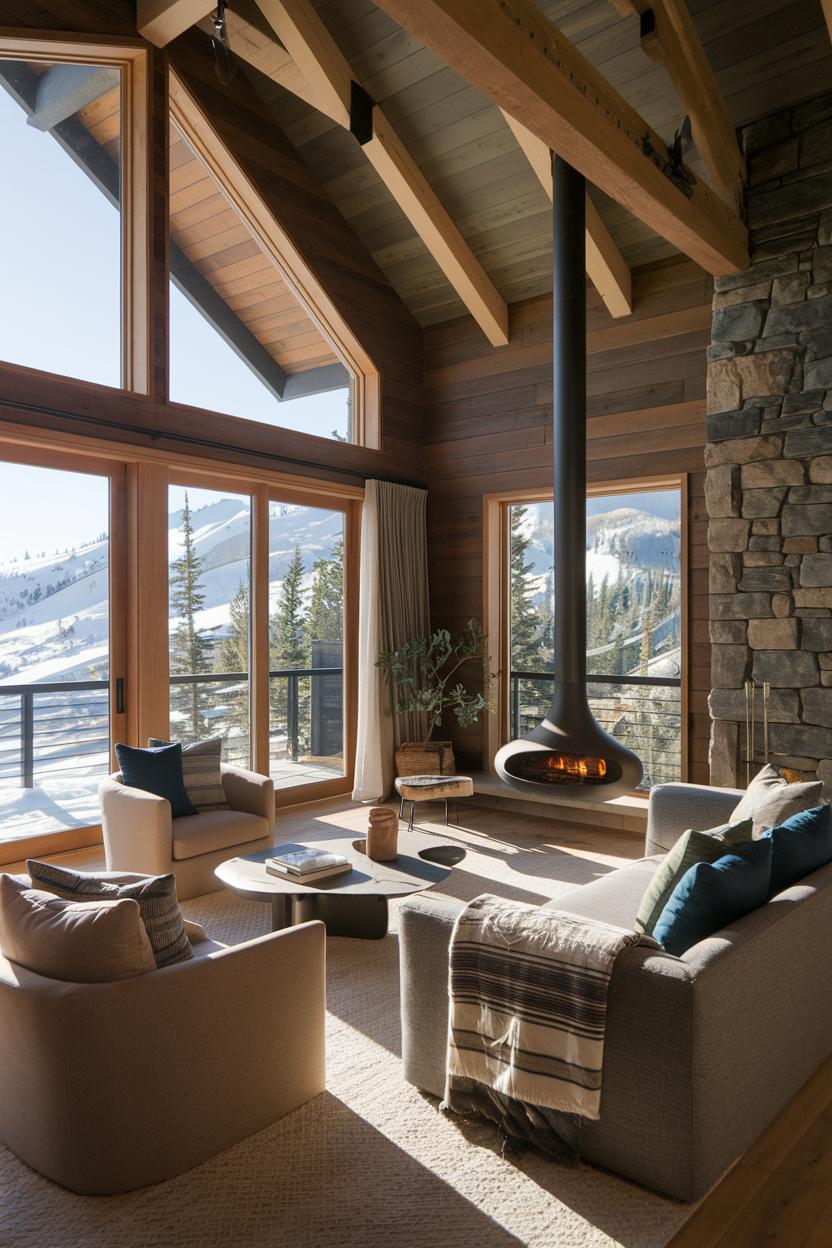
(469, 772), (648, 836)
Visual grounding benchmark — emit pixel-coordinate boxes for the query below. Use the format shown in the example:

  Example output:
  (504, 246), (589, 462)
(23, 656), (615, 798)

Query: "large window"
(0, 57), (123, 386)
(167, 119), (354, 441)
(0, 457), (123, 841)
(268, 501), (345, 789)
(162, 481), (355, 799)
(168, 485), (252, 768)
(507, 485), (683, 788)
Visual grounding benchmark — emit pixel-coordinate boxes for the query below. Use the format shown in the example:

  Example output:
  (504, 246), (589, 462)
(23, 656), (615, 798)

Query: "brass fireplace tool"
(743, 680), (771, 786)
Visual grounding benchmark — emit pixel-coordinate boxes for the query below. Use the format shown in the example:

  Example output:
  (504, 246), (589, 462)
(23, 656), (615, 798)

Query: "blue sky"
(0, 74), (349, 447)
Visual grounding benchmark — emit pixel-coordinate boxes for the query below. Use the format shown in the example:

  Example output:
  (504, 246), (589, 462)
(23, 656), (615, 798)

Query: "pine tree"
(270, 545), (310, 758)
(271, 545), (309, 669)
(169, 494), (213, 740)
(509, 506), (544, 731)
(539, 567), (555, 658)
(217, 579), (250, 749)
(307, 537), (344, 647)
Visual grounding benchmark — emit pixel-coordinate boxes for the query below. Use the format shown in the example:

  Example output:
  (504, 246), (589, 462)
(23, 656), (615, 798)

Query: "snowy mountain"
(0, 497), (343, 687)
(520, 504), (681, 592)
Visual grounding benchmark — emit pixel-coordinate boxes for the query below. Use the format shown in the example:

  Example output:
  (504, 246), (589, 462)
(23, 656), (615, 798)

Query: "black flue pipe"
(552, 155), (587, 693)
(493, 154), (643, 800)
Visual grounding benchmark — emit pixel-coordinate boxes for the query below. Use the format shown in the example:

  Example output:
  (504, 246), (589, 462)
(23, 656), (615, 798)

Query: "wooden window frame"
(483, 474), (689, 786)
(168, 67), (381, 450)
(0, 32), (151, 395)
(0, 421), (363, 864)
(264, 483), (360, 810)
(162, 469), (360, 807)
(0, 440), (128, 865)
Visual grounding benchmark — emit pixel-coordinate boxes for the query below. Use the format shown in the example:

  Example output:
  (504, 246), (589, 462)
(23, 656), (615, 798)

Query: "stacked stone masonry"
(707, 93), (832, 793)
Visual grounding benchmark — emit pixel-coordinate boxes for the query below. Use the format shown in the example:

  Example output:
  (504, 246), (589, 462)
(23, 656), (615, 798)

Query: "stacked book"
(266, 844), (352, 883)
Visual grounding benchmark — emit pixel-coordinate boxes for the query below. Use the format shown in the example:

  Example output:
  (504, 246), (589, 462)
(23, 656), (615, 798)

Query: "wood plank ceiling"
(229, 0), (831, 329)
(71, 76), (338, 378)
(169, 121), (339, 375)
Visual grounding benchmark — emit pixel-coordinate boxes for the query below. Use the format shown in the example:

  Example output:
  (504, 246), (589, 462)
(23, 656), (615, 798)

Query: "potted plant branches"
(377, 620), (491, 776)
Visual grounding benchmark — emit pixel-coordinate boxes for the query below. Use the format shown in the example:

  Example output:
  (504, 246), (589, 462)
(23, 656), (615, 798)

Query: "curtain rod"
(0, 397), (425, 489)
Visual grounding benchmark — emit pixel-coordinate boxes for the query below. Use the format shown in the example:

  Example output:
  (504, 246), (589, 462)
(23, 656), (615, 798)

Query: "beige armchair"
(99, 763), (275, 899)
(0, 912), (325, 1194)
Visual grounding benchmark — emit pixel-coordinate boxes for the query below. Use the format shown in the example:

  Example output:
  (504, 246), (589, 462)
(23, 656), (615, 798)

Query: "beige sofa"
(99, 764), (275, 899)
(0, 910), (325, 1194)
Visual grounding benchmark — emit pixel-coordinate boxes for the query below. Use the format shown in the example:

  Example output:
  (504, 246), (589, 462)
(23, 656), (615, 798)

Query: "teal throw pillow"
(653, 837), (773, 957)
(767, 804), (832, 897)
(635, 819), (754, 936)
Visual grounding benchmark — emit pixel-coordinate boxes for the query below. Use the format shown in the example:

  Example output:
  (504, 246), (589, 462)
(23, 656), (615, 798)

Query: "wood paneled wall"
(424, 257), (713, 783)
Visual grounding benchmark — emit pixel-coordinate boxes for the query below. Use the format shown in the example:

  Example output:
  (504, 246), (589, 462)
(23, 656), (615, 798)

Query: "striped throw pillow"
(149, 737), (228, 810)
(26, 861), (192, 969)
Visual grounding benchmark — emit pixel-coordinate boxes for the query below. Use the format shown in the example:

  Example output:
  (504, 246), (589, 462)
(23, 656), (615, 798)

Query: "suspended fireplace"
(494, 157), (642, 802)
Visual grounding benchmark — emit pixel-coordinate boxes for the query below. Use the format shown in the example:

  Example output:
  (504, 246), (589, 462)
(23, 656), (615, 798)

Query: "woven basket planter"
(395, 740), (455, 777)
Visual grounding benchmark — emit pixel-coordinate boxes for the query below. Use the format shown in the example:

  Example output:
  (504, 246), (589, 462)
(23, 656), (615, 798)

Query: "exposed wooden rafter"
(625, 0), (746, 211)
(500, 111), (632, 318)
(368, 0), (748, 276)
(822, 0), (832, 44)
(251, 0), (510, 346)
(137, 0), (214, 48)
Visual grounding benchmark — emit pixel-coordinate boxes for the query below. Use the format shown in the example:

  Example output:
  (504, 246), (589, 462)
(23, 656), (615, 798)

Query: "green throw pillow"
(635, 818), (755, 936)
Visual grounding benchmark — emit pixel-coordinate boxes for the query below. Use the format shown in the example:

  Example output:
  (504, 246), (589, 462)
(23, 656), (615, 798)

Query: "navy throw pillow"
(767, 804), (832, 897)
(653, 837), (773, 957)
(115, 742), (196, 818)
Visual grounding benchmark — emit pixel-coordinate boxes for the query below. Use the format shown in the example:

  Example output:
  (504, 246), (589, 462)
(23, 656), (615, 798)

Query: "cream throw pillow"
(731, 764), (824, 838)
(0, 874), (156, 982)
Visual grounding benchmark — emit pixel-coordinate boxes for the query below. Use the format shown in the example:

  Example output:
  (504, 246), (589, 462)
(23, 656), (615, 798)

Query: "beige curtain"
(352, 480), (430, 801)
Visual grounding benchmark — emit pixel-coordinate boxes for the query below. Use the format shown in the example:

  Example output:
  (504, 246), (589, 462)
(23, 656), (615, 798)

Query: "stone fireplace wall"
(707, 93), (832, 792)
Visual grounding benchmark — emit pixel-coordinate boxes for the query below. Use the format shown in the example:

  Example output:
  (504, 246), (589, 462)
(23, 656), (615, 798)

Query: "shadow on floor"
(421, 1091), (691, 1247)
(0, 1095), (529, 1248)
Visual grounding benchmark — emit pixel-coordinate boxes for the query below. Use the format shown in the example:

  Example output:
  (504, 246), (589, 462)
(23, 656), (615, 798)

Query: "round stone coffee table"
(215, 829), (465, 940)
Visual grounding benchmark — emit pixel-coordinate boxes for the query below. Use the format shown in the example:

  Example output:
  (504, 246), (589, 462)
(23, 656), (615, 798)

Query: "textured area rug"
(0, 805), (693, 1248)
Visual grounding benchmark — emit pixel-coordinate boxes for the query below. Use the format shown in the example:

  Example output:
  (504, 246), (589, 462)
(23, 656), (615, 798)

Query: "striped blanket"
(444, 894), (658, 1157)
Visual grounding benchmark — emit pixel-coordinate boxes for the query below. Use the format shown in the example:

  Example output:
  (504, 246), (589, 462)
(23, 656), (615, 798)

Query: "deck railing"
(509, 670), (683, 789)
(0, 667), (344, 788)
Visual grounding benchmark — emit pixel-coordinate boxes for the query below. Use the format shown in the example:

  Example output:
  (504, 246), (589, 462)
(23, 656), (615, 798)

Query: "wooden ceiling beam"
(138, 0), (214, 49)
(501, 111), (631, 319)
(636, 0), (746, 211)
(822, 0), (832, 44)
(369, 0), (748, 276)
(609, 0), (745, 208)
(253, 0), (509, 346)
(205, 8), (324, 112)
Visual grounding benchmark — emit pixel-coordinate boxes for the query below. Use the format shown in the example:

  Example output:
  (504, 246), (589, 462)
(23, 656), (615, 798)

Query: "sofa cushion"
(540, 857), (662, 930)
(172, 809), (271, 860)
(0, 874), (156, 982)
(767, 804), (832, 897)
(635, 819), (754, 936)
(653, 838), (773, 957)
(26, 861), (192, 969)
(115, 742), (196, 818)
(148, 737), (228, 811)
(730, 763), (823, 838)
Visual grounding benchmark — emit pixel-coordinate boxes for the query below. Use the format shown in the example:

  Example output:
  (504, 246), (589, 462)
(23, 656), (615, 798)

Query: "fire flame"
(545, 753), (607, 780)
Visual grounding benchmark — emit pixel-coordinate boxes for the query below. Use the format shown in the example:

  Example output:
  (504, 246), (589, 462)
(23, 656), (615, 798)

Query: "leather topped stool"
(394, 774), (474, 830)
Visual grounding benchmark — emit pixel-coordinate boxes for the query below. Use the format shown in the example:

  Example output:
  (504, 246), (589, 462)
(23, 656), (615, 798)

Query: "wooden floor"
(6, 793), (831, 1246)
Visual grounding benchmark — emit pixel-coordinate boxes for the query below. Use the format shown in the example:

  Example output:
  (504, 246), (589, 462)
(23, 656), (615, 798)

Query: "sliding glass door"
(167, 483), (252, 768)
(0, 453), (125, 841)
(268, 499), (345, 790)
